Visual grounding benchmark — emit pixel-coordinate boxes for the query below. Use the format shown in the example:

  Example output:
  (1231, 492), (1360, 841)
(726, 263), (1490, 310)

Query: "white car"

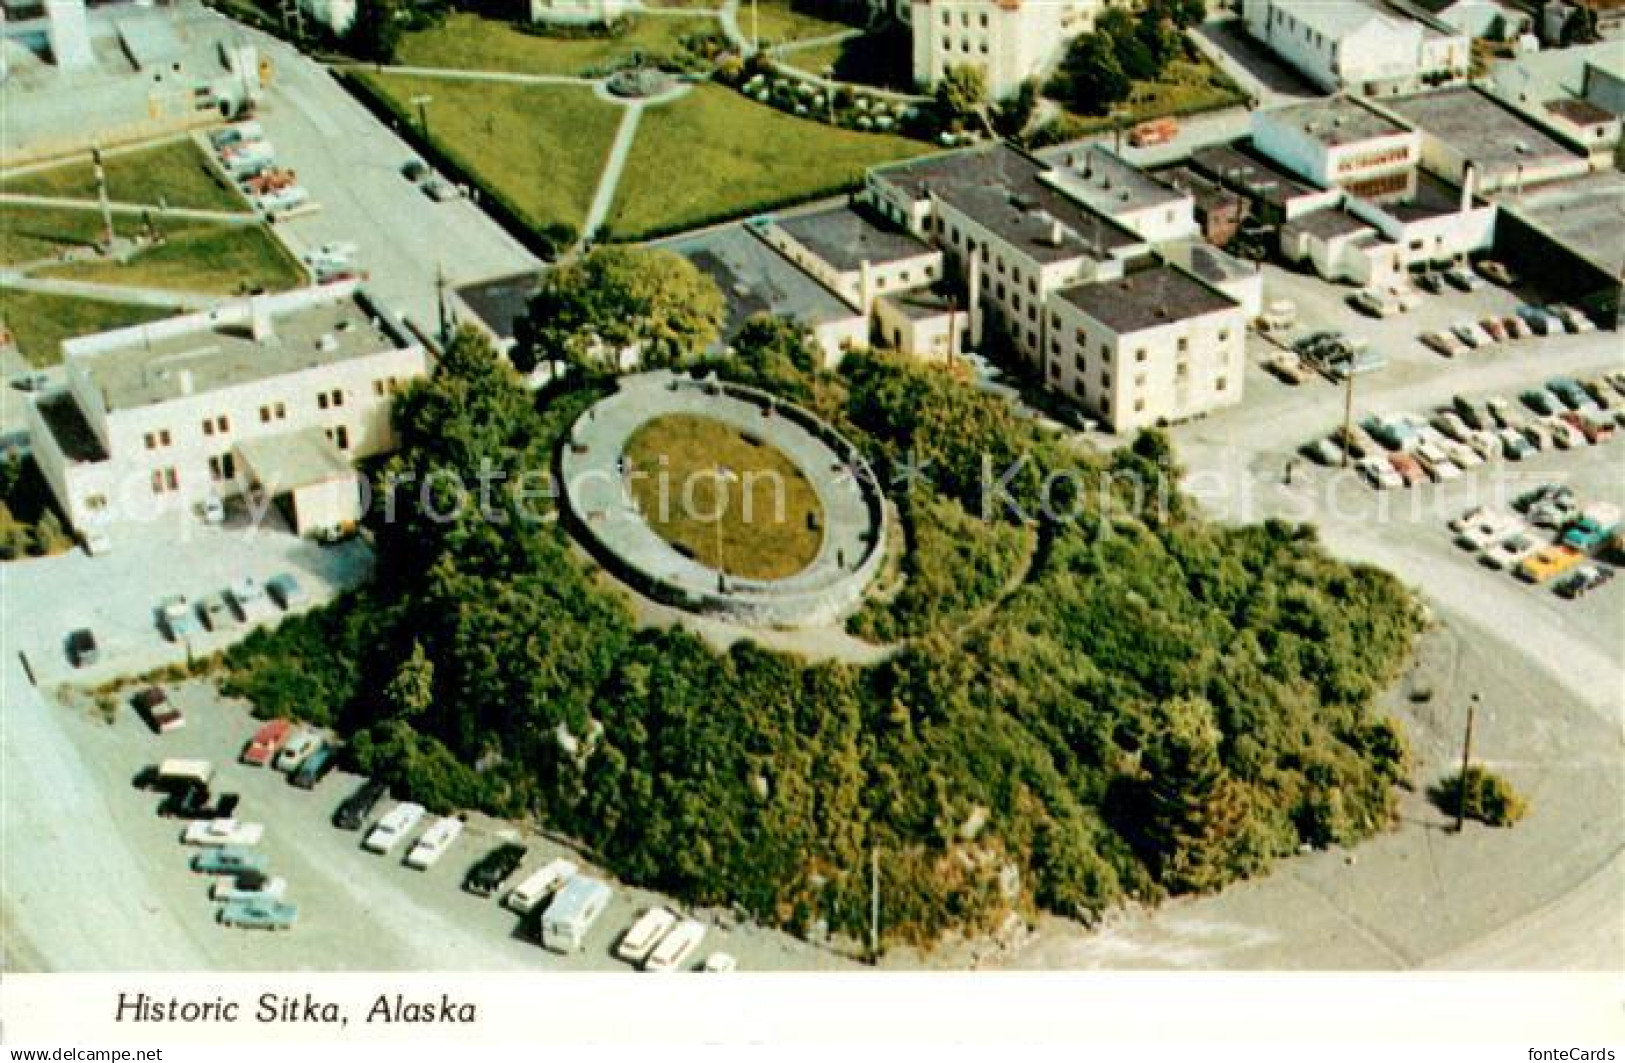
(1443, 440), (1482, 468)
(183, 819), (265, 847)
(230, 577), (275, 623)
(405, 815), (463, 869)
(1358, 457), (1402, 490)
(1430, 410), (1472, 443)
(274, 729), (322, 773)
(1450, 321), (1490, 349)
(701, 951), (737, 973)
(643, 918), (705, 973)
(211, 875), (288, 903)
(1454, 509), (1523, 552)
(201, 496), (225, 524)
(1544, 416), (1584, 449)
(1421, 331), (1465, 359)
(506, 858), (578, 914)
(1482, 530), (1541, 570)
(616, 907), (678, 965)
(364, 802), (426, 854)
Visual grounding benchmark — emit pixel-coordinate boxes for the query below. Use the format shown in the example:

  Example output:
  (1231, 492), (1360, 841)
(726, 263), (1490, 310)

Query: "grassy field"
(778, 25), (914, 91)
(608, 84), (930, 238)
(624, 413), (824, 580)
(397, 13), (719, 76)
(39, 222), (305, 296)
(359, 72), (620, 236)
(0, 140), (245, 213)
(1046, 58), (1247, 139)
(0, 204), (110, 265)
(745, 0), (855, 47)
(0, 289), (174, 368)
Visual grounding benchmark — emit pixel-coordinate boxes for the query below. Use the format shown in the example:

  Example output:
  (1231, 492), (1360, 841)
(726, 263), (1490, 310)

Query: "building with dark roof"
(763, 205), (943, 315)
(1381, 85), (1591, 191)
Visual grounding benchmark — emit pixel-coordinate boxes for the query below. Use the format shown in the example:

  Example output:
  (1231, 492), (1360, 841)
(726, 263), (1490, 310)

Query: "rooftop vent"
(316, 334), (338, 353)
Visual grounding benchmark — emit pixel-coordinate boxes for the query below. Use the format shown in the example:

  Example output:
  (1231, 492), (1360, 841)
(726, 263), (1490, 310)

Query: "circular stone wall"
(558, 371), (887, 629)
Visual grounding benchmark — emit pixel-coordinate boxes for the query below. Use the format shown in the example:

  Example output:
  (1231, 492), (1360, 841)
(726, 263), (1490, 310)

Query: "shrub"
(1429, 767), (1528, 827)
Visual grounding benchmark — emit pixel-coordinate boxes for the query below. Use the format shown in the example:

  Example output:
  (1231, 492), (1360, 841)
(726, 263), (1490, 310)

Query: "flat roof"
(1257, 96), (1412, 147)
(1499, 169), (1625, 276)
(78, 293), (407, 412)
(1180, 243), (1259, 287)
(656, 223), (860, 341)
(1058, 262), (1237, 334)
(772, 205), (935, 272)
(455, 270), (541, 344)
(1285, 207), (1375, 239)
(881, 289), (958, 321)
(1042, 144), (1189, 216)
(1191, 142), (1326, 207)
(1377, 169), (1468, 222)
(1546, 97), (1617, 127)
(1156, 165), (1243, 215)
(1269, 0), (1403, 37)
(871, 144), (1142, 264)
(1385, 87), (1584, 180)
(237, 429), (353, 492)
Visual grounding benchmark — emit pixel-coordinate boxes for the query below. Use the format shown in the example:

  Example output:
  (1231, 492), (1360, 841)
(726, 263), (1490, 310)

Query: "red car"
(242, 719), (294, 767)
(1387, 452), (1426, 487)
(133, 686), (184, 734)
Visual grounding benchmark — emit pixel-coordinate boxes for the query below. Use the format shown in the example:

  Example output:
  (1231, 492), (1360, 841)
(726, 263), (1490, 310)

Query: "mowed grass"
(359, 72), (620, 235)
(0, 140), (245, 213)
(1050, 58), (1247, 135)
(0, 289), (173, 368)
(39, 221), (306, 296)
(625, 413), (824, 580)
(609, 84), (930, 238)
(746, 0), (855, 46)
(0, 204), (109, 264)
(397, 13), (718, 76)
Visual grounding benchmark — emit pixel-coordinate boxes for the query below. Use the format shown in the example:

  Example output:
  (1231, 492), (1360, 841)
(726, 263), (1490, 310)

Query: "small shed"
(236, 429), (363, 536)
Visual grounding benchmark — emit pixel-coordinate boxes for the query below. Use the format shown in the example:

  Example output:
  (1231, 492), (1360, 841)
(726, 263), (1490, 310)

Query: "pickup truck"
(1561, 504), (1621, 555)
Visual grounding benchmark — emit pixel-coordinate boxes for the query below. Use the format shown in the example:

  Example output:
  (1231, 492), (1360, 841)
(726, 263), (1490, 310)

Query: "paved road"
(201, 10), (538, 331)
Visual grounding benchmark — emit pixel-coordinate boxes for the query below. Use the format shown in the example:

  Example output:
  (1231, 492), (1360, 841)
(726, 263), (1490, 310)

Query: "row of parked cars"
(134, 755), (299, 931)
(325, 772), (737, 971)
(1449, 491), (1619, 597)
(1303, 372), (1625, 489)
(209, 122), (310, 217)
(1421, 303), (1596, 360)
(158, 572), (306, 642)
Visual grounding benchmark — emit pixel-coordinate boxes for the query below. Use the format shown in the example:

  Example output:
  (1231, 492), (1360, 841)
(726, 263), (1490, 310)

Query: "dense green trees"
(513, 247), (725, 376)
(935, 64), (988, 131)
(1049, 0), (1204, 115)
(227, 322), (1422, 949)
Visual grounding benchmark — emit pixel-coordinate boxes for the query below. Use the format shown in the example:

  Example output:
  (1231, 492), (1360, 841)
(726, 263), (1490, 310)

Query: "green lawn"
(609, 84), (930, 238)
(397, 12), (719, 76)
(625, 413), (824, 580)
(1045, 58), (1247, 139)
(778, 24), (914, 91)
(359, 72), (620, 236)
(744, 0), (855, 47)
(0, 289), (174, 368)
(0, 139), (246, 213)
(0, 204), (110, 265)
(39, 221), (306, 296)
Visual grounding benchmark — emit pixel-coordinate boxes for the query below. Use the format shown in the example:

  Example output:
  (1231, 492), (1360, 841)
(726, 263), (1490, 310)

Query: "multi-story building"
(1048, 260), (1246, 431)
(1242, 0), (1469, 95)
(1040, 144), (1201, 243)
(26, 284), (428, 537)
(1251, 97), (1423, 202)
(763, 206), (944, 315)
(909, 0), (1113, 100)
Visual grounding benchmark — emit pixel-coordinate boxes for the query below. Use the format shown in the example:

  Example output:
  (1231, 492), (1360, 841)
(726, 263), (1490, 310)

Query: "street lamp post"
(410, 94), (433, 139)
(711, 466), (738, 590)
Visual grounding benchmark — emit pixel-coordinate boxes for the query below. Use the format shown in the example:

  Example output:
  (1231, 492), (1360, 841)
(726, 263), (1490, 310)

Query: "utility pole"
(1340, 357), (1355, 469)
(411, 94), (433, 139)
(435, 261), (450, 345)
(752, 0), (760, 54)
(91, 145), (114, 253)
(868, 846), (880, 965)
(1454, 693), (1479, 833)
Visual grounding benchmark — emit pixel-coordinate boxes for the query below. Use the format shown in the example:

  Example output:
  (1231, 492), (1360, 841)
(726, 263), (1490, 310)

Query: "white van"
(363, 802), (425, 854)
(405, 816), (463, 869)
(506, 858), (578, 914)
(1258, 299), (1296, 332)
(539, 875), (612, 954)
(150, 758), (214, 789)
(615, 907), (677, 965)
(643, 918), (704, 973)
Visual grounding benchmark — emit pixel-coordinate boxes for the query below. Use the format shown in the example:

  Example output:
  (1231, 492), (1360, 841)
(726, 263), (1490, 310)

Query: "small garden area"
(37, 221), (305, 296)
(396, 11), (723, 77)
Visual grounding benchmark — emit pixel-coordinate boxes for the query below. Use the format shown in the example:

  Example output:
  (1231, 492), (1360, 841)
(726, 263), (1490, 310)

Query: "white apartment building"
(1251, 97), (1424, 202)
(26, 284), (428, 537)
(763, 206), (944, 315)
(1242, 0), (1469, 95)
(909, 0), (1110, 100)
(1049, 262), (1246, 432)
(1041, 144), (1200, 243)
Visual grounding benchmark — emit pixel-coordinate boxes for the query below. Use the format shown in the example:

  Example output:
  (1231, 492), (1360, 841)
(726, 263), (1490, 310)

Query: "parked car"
(1482, 531), (1541, 571)
(132, 685), (184, 734)
(1523, 421), (1552, 451)
(364, 802), (426, 854)
(1497, 427), (1532, 461)
(1388, 452), (1426, 487)
(242, 718), (294, 767)
(230, 577), (273, 622)
(159, 595), (199, 641)
(1303, 437), (1342, 465)
(1551, 305), (1595, 333)
(1421, 331), (1464, 358)
(1351, 288), (1401, 317)
(1480, 317), (1508, 343)
(506, 857), (579, 914)
(1414, 271), (1445, 294)
(616, 907), (679, 965)
(464, 843), (528, 897)
(1547, 377), (1596, 412)
(1431, 410), (1472, 443)
(211, 871), (288, 904)
(200, 594), (239, 633)
(1517, 544), (1586, 583)
(1521, 389), (1559, 416)
(11, 371), (50, 392)
(267, 572), (306, 610)
(1555, 564), (1614, 599)
(183, 818), (265, 847)
(702, 952), (738, 974)
(1504, 315), (1532, 341)
(161, 787), (240, 820)
(192, 846), (269, 875)
(1444, 265), (1484, 291)
(1358, 456), (1403, 490)
(1264, 352), (1308, 384)
(400, 159), (429, 182)
(66, 628), (99, 668)
(1516, 305), (1562, 335)
(290, 743), (339, 790)
(643, 918), (705, 973)
(405, 815), (463, 869)
(1544, 415), (1585, 450)
(1475, 260), (1516, 286)
(219, 898), (299, 931)
(1450, 321), (1489, 349)
(334, 779), (389, 830)
(275, 729), (323, 773)
(1453, 508), (1522, 552)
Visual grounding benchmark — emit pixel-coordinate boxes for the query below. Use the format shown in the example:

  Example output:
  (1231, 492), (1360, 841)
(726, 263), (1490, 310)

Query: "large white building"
(1242, 0), (1469, 95)
(26, 284), (428, 537)
(909, 0), (1112, 101)
(1252, 97), (1424, 202)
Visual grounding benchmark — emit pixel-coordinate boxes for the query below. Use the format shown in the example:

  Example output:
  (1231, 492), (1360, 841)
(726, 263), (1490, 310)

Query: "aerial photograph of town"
(0, 0), (1620, 1050)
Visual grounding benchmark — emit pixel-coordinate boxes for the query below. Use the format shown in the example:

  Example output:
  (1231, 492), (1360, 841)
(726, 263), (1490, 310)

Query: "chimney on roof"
(1050, 219), (1065, 247)
(177, 369), (194, 396)
(1460, 162), (1476, 214)
(250, 297), (273, 342)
